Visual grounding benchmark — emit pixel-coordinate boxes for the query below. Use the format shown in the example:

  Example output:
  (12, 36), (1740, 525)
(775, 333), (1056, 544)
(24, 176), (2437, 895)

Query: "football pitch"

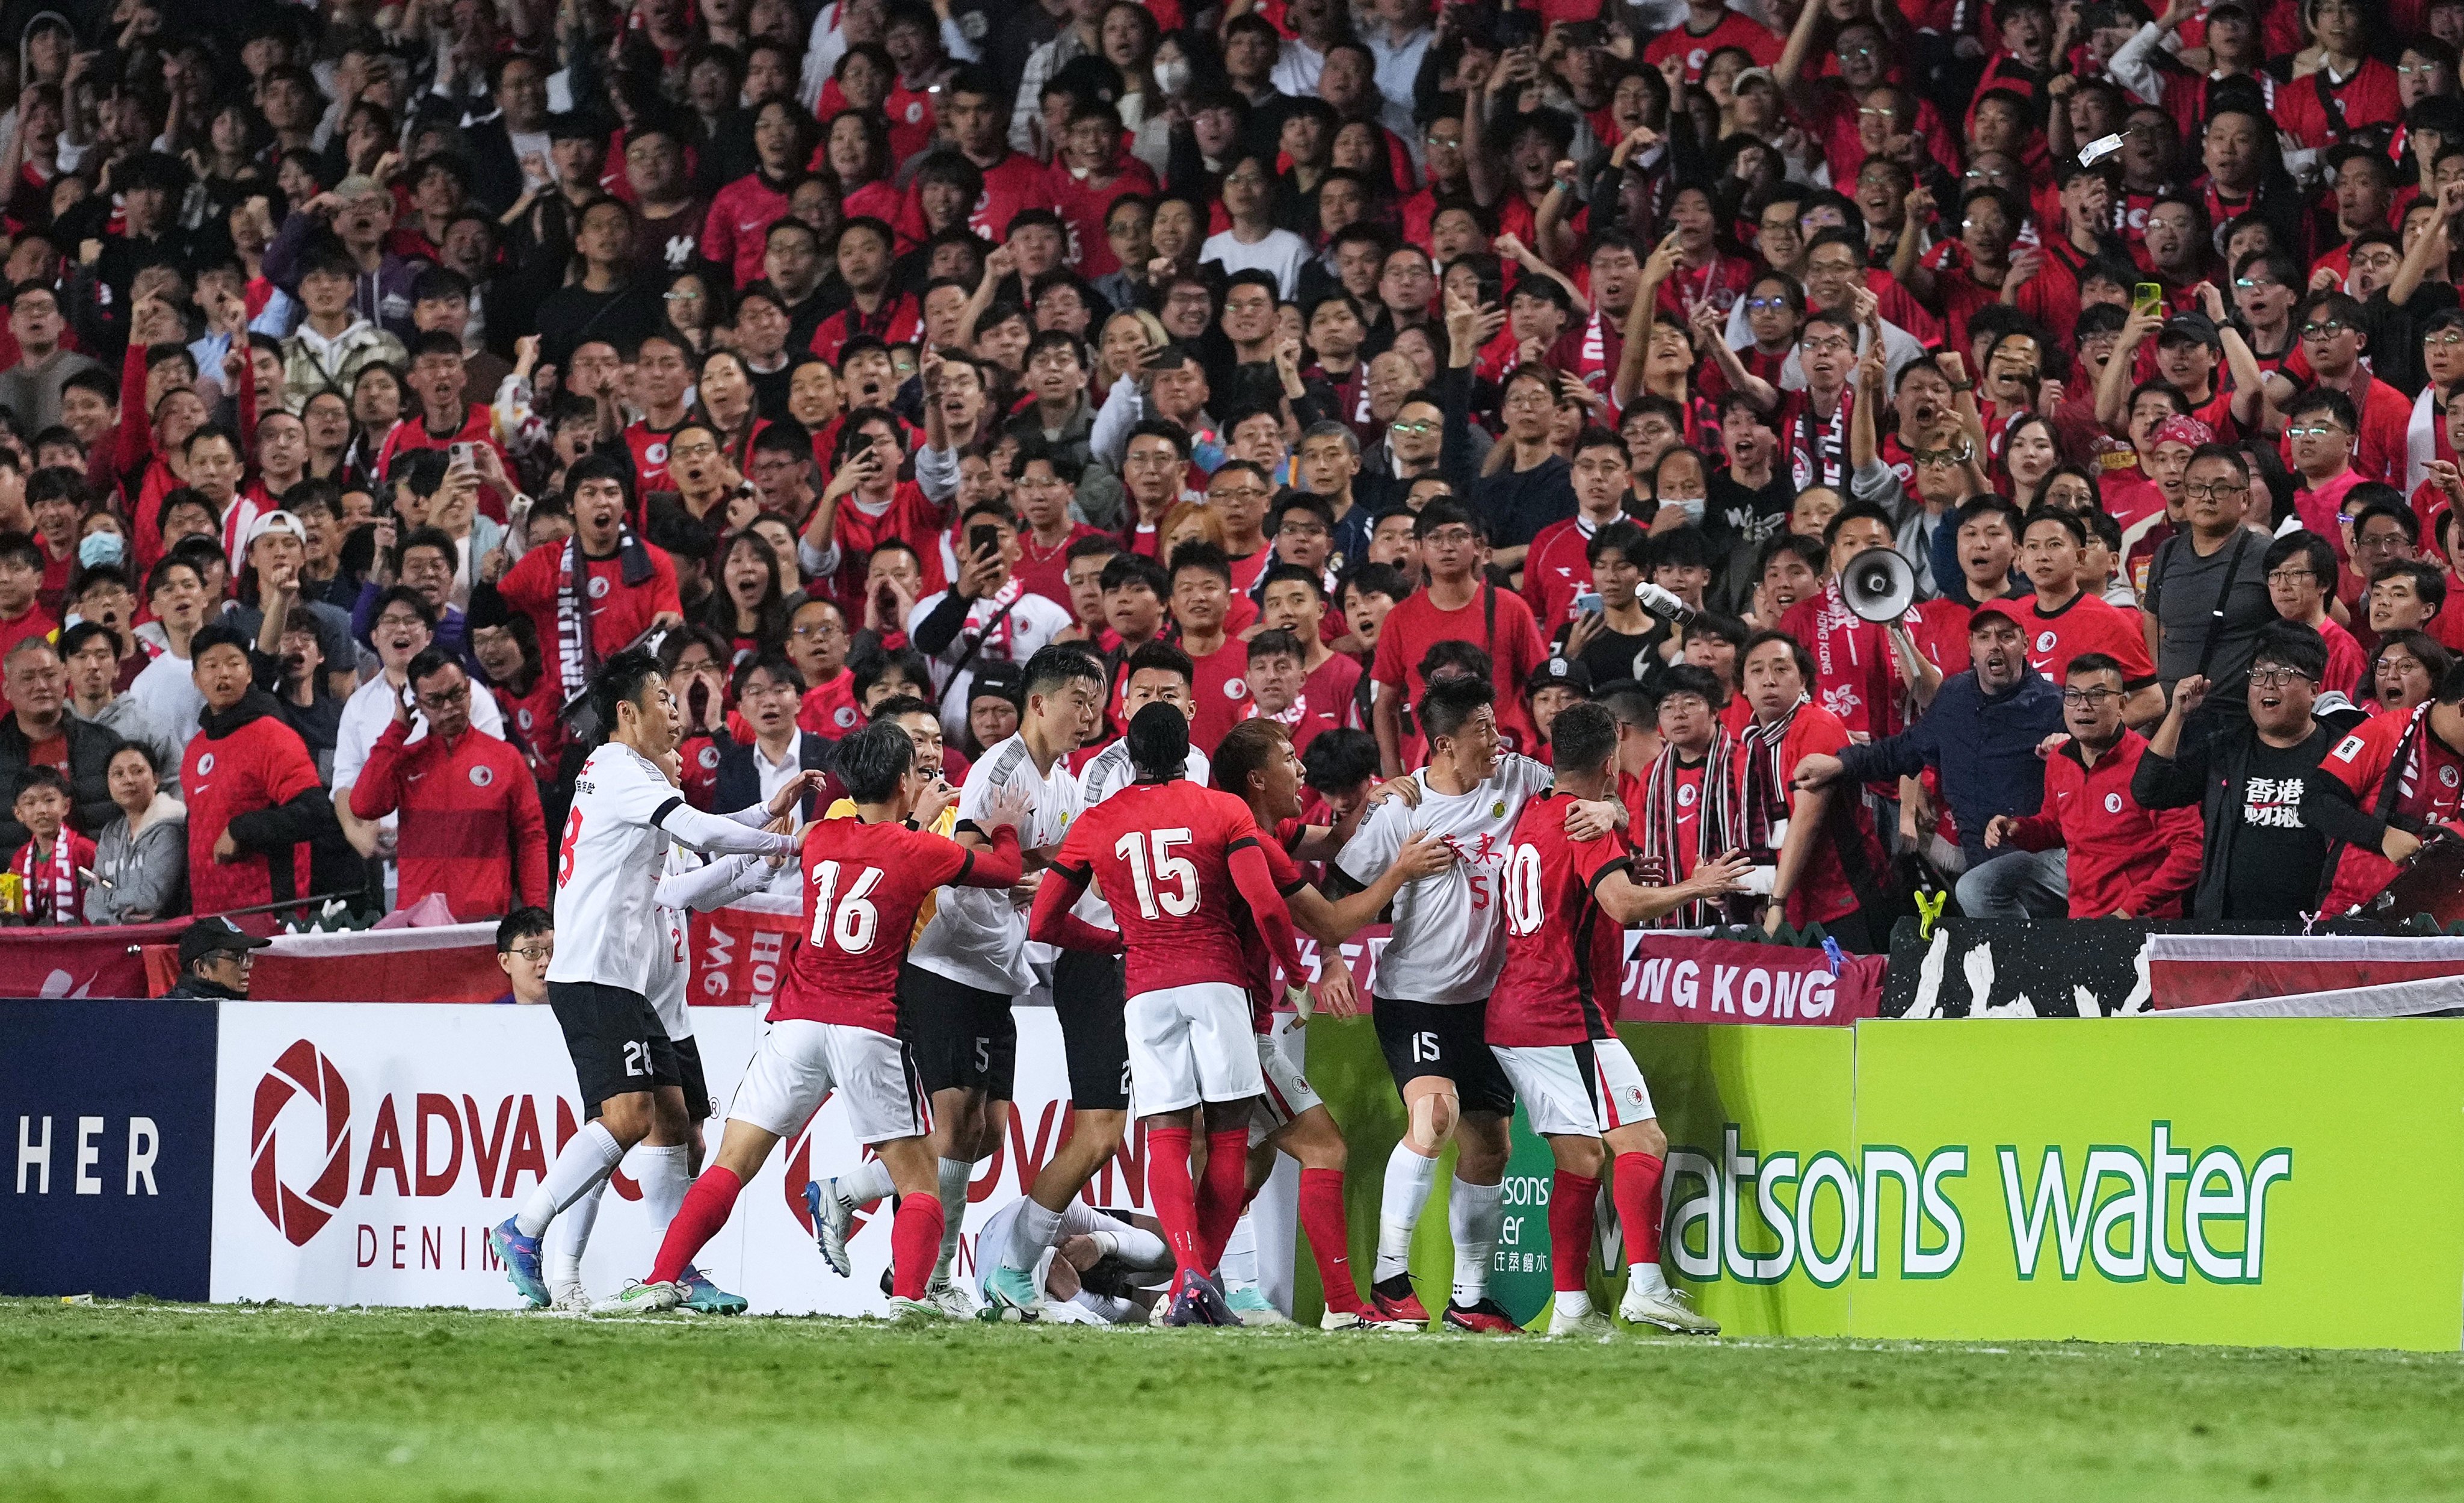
(5, 1299), (2462, 1501)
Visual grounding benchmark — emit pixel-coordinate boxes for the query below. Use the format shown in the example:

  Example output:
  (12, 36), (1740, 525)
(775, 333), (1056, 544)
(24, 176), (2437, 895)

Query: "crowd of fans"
(0, 0), (2457, 944)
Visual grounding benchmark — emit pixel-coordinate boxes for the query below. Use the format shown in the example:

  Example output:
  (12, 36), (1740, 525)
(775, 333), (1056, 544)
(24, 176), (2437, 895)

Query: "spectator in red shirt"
(1169, 540), (1252, 756)
(348, 648), (549, 922)
(1732, 630), (1886, 948)
(2273, 297), (2413, 491)
(481, 452), (688, 711)
(2016, 510), (2164, 724)
(178, 625), (334, 922)
(1983, 653), (2205, 919)
(1369, 500), (1548, 776)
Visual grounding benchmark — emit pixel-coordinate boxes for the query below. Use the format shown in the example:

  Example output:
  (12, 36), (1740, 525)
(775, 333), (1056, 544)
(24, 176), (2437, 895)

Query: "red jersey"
(1050, 777), (1281, 997)
(1369, 583), (1549, 759)
(493, 674), (569, 785)
(1013, 522), (1105, 610)
(2275, 60), (2403, 150)
(2318, 706), (2464, 916)
(895, 151), (1053, 247)
(702, 173), (794, 289)
(798, 668), (862, 739)
(1521, 514), (1608, 632)
(182, 700), (324, 916)
(623, 418), (688, 498)
(1303, 652), (1364, 731)
(1236, 818), (1314, 1028)
(1043, 157), (1160, 279)
(375, 405), (511, 489)
(347, 720), (551, 921)
(776, 818), (1022, 1033)
(2020, 591), (2157, 687)
(495, 539), (688, 700)
(1486, 791), (1635, 1047)
(824, 484), (949, 610)
(808, 294), (923, 366)
(1187, 638), (1252, 757)
(1642, 11), (1781, 80)
(1735, 703), (1874, 927)
(2001, 732), (2203, 919)
(1779, 582), (1906, 743)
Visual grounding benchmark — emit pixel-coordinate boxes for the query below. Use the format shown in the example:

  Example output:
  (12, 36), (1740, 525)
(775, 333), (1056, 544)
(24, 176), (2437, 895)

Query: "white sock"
(544, 1179), (604, 1288)
(1556, 1288), (1592, 1319)
(1448, 1177), (1503, 1307)
(1218, 1214), (1259, 1291)
(1005, 1199), (1064, 1274)
(839, 1156), (895, 1205)
(516, 1120), (625, 1238)
(932, 1157), (971, 1280)
(635, 1144), (690, 1239)
(1374, 1143), (1440, 1283)
(1628, 1261), (1672, 1300)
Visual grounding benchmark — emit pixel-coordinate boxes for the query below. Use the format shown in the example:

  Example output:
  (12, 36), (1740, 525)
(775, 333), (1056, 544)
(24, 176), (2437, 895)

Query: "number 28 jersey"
(1487, 791), (1636, 1048)
(775, 816), (1005, 1035)
(549, 742), (690, 991)
(1051, 777), (1264, 998)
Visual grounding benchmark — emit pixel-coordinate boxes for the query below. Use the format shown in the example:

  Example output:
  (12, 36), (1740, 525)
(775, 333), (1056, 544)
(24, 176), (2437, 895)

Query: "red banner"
(0, 919), (186, 998)
(137, 922), (508, 1002)
(2146, 933), (2464, 1011)
(688, 899), (803, 1008)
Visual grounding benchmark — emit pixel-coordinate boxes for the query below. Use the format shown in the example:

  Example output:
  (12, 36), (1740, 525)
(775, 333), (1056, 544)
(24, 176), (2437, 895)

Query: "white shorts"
(1248, 1027), (1325, 1145)
(1125, 982), (1264, 1114)
(1494, 1036), (1656, 1140)
(727, 1018), (930, 1146)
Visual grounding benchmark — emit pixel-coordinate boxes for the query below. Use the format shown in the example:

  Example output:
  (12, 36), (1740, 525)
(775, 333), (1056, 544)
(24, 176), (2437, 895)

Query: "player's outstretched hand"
(1688, 849), (1753, 897)
(1564, 798), (1623, 841)
(1366, 776), (1421, 809)
(979, 782), (1031, 835)
(1392, 829), (1454, 880)
(767, 769), (825, 820)
(913, 776), (959, 830)
(1314, 962), (1361, 1020)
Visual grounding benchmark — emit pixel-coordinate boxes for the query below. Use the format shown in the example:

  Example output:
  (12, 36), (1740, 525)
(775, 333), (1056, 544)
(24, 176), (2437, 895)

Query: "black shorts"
(672, 1034), (712, 1122)
(897, 963), (1017, 1099)
(1372, 995), (1515, 1117)
(1052, 949), (1131, 1111)
(548, 981), (679, 1117)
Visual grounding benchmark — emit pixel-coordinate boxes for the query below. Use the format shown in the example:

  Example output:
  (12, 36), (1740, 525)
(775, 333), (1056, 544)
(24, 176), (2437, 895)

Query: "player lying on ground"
(594, 720), (1030, 1317)
(1028, 703), (1340, 1326)
(490, 649), (805, 1309)
(1491, 702), (1747, 1339)
(973, 1195), (1178, 1326)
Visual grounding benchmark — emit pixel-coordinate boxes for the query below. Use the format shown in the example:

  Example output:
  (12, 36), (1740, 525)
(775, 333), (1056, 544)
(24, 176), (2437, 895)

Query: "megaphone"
(1841, 546), (1916, 624)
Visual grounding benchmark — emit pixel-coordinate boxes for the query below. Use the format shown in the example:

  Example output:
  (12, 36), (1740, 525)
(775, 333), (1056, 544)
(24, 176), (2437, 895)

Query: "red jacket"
(182, 690), (328, 917)
(2003, 731), (2203, 918)
(348, 717), (549, 921)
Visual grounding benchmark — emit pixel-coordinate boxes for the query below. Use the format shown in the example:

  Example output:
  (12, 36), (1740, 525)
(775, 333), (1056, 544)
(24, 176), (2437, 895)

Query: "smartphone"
(969, 523), (1001, 560)
(1558, 20), (1602, 46)
(1573, 590), (1604, 616)
(448, 441), (475, 468)
(1496, 11), (1541, 49)
(2132, 283), (2164, 319)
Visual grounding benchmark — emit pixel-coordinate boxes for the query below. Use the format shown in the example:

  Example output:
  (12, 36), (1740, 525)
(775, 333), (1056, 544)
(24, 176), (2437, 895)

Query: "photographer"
(904, 499), (1074, 744)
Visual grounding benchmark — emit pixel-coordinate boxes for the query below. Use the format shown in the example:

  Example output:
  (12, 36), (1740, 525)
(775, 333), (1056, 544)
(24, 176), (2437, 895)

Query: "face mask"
(1663, 496), (1706, 524)
(79, 531), (125, 569)
(1153, 58), (1190, 97)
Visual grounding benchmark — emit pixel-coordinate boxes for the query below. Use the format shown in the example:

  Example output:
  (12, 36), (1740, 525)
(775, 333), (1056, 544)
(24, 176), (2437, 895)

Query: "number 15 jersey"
(1051, 778), (1264, 998)
(776, 816), (1024, 1035)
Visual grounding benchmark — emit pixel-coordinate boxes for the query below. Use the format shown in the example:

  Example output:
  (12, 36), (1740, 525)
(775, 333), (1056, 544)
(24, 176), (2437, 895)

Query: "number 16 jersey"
(776, 817), (1011, 1035)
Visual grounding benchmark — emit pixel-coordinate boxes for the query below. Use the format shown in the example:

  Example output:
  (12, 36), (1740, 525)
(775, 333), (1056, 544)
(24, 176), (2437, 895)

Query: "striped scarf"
(1733, 695), (1806, 865)
(10, 830), (81, 924)
(1639, 727), (1736, 927)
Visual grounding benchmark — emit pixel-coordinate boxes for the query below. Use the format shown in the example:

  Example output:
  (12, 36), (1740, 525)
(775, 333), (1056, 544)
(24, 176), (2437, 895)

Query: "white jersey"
(548, 742), (695, 992)
(1073, 738), (1212, 931)
(644, 844), (771, 1037)
(1335, 752), (1553, 1005)
(908, 732), (1081, 996)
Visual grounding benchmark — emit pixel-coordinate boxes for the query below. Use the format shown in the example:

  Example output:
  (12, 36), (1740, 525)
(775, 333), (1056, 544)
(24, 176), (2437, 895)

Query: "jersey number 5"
(810, 860), (885, 952)
(1501, 843), (1545, 937)
(1114, 827), (1198, 920)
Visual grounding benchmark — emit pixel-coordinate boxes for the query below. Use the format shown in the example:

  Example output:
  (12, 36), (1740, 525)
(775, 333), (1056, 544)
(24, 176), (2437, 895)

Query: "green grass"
(6, 1299), (2464, 1501)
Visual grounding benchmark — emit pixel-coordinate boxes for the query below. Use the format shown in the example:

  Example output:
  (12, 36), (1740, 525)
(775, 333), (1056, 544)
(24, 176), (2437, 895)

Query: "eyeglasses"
(507, 943), (554, 962)
(2060, 688), (2119, 706)
(2181, 482), (2247, 498)
(1389, 419), (1437, 436)
(2356, 531), (2410, 551)
(791, 622), (844, 638)
(2249, 667), (2314, 688)
(2284, 424), (2347, 440)
(1837, 43), (1877, 57)
(416, 684), (470, 709)
(2233, 276), (2281, 292)
(2300, 320), (2350, 339)
(1744, 296), (1790, 311)
(374, 612), (428, 631)
(1802, 337), (1854, 355)
(745, 679), (801, 698)
(1422, 526), (1477, 546)
(2265, 568), (2317, 585)
(2431, 331), (2464, 348)
(1503, 389), (1552, 407)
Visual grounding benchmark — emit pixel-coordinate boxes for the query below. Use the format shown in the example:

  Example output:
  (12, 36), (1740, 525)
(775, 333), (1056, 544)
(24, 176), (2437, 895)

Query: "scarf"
(1640, 728), (1736, 927)
(556, 528), (655, 698)
(10, 830), (81, 924)
(1732, 695), (1805, 866)
(1789, 389), (1850, 489)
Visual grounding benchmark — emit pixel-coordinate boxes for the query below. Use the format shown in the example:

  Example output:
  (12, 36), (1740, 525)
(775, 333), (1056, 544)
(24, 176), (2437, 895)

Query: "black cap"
(2157, 311), (2223, 350)
(971, 659), (1025, 709)
(178, 917), (273, 969)
(1528, 655), (1593, 698)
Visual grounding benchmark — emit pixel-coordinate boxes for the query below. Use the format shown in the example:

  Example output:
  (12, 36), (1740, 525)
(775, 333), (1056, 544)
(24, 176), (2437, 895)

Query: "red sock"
(889, 1190), (946, 1300)
(647, 1165), (741, 1286)
(1613, 1153), (1666, 1265)
(1146, 1126), (1203, 1276)
(1550, 1171), (1601, 1293)
(1196, 1129), (1250, 1270)
(1297, 1167), (1364, 1314)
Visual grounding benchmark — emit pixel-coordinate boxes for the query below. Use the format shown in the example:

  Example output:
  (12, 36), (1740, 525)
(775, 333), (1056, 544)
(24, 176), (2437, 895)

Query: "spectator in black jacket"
(0, 636), (123, 853)
(2133, 620), (2356, 920)
(712, 653), (832, 822)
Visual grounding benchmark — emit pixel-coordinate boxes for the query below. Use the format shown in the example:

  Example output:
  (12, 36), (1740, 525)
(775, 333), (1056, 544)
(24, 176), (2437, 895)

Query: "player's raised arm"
(1027, 863), (1123, 953)
(655, 799), (803, 859)
(1228, 838), (1308, 996)
(1598, 848), (1754, 926)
